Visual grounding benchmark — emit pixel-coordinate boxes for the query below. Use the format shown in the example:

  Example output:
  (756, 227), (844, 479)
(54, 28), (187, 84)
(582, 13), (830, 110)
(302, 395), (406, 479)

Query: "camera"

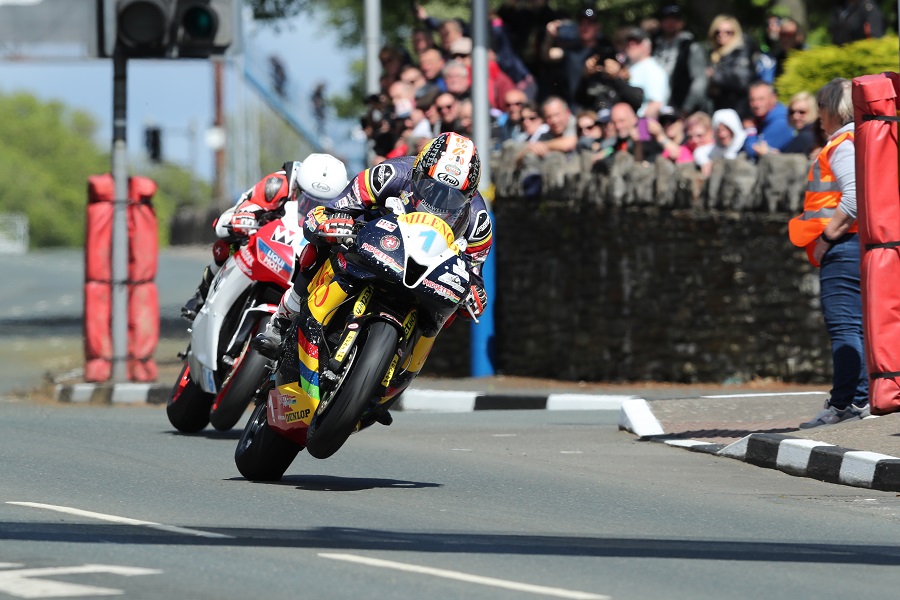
(556, 21), (579, 44)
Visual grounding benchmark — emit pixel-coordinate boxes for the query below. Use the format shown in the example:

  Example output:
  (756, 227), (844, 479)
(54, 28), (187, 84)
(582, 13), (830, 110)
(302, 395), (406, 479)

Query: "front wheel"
(210, 315), (272, 431)
(234, 396), (304, 481)
(305, 321), (399, 460)
(167, 362), (215, 433)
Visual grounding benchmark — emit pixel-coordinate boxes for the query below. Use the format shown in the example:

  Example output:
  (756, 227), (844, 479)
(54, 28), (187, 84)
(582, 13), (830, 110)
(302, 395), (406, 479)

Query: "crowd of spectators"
(360, 2), (887, 172)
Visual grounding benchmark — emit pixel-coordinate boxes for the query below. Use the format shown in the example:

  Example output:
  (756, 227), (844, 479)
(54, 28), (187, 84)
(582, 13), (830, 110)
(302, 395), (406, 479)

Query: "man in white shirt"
(622, 27), (670, 119)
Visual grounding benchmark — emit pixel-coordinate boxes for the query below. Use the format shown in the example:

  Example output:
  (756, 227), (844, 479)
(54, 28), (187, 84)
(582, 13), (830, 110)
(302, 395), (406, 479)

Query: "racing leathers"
(252, 155), (493, 358)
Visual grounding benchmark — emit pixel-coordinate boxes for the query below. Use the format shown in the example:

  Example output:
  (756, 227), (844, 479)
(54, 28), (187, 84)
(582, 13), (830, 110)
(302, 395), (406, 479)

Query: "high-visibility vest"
(788, 130), (857, 265)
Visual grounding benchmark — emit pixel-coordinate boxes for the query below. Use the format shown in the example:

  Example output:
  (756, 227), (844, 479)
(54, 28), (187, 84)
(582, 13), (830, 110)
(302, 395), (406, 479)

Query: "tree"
(0, 91), (210, 248)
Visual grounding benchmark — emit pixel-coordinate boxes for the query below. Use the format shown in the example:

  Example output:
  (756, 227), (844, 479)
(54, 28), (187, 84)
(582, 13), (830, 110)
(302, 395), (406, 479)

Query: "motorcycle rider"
(181, 153), (350, 320)
(252, 131), (493, 358)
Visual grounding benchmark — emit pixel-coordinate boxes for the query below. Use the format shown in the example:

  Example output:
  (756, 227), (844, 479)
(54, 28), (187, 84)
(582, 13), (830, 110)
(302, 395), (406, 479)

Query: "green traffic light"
(183, 6), (215, 39)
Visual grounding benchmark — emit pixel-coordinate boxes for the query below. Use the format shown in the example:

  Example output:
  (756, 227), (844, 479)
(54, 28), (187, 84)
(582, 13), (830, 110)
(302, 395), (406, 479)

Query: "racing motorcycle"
(234, 197), (479, 481)
(167, 199), (312, 433)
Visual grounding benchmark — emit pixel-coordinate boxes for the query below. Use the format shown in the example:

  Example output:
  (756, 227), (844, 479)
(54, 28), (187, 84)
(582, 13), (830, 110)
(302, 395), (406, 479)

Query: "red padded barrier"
(853, 72), (900, 415)
(84, 174), (159, 382)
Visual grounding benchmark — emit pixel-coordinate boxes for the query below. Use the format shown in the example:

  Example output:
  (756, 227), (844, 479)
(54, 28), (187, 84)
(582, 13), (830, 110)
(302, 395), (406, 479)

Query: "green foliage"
(775, 36), (900, 102)
(0, 93), (108, 248)
(0, 91), (211, 249)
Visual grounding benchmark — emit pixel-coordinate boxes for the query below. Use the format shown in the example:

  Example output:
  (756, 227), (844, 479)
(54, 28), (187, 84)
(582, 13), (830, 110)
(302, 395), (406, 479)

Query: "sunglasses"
(451, 53), (469, 59)
(437, 104), (455, 111)
(579, 124), (599, 132)
(715, 29), (735, 36)
(789, 108), (808, 115)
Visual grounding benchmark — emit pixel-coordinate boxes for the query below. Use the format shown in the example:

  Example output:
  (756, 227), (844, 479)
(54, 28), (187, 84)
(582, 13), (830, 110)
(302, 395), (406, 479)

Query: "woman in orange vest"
(788, 77), (870, 428)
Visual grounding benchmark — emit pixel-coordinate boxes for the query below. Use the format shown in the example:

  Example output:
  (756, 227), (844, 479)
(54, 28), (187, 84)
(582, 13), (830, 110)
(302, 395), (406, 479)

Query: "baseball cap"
(596, 108), (611, 124)
(658, 5), (682, 19)
(624, 27), (649, 43)
(415, 84), (441, 110)
(579, 7), (598, 21)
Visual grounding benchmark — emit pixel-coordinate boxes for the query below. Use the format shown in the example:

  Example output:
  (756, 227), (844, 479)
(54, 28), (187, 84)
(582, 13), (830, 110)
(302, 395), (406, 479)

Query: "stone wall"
(170, 147), (833, 384)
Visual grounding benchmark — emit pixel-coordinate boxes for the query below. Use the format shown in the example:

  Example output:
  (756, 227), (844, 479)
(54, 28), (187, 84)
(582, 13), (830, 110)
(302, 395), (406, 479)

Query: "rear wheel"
(210, 315), (272, 431)
(234, 395), (304, 481)
(305, 321), (399, 459)
(166, 362), (215, 433)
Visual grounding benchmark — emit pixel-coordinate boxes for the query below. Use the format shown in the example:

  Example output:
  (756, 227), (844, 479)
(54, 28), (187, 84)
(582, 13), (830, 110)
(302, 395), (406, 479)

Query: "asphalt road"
(1, 402), (900, 600)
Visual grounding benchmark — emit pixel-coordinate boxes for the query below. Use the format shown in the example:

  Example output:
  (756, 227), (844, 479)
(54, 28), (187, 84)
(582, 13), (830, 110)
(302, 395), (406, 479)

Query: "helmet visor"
(296, 191), (329, 218)
(411, 169), (468, 222)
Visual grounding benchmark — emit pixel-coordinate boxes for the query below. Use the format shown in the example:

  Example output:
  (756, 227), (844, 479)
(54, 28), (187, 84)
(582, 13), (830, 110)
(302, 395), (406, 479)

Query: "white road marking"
(560, 451), (583, 454)
(7, 502), (233, 539)
(0, 564), (161, 598)
(318, 553), (610, 600)
(699, 392), (826, 399)
(492, 434), (517, 437)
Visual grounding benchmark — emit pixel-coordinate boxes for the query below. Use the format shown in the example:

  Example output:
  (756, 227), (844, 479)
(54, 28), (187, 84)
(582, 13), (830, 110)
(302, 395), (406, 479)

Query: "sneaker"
(799, 401), (868, 429)
(251, 317), (290, 359)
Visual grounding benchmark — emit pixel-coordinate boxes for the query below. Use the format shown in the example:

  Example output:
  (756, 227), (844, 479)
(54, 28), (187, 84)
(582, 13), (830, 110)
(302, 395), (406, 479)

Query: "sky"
(0, 6), (361, 195)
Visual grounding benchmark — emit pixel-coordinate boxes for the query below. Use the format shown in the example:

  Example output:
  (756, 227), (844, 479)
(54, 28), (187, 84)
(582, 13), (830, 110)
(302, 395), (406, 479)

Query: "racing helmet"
(296, 153), (350, 201)
(410, 132), (481, 237)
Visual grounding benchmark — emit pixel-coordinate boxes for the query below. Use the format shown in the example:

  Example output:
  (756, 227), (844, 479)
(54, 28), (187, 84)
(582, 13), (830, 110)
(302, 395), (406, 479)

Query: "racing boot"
(252, 292), (302, 359)
(181, 265), (215, 321)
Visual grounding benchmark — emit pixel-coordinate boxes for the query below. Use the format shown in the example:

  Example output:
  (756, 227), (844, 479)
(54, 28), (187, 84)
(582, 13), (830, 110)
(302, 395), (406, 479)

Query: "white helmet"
(294, 153), (349, 201)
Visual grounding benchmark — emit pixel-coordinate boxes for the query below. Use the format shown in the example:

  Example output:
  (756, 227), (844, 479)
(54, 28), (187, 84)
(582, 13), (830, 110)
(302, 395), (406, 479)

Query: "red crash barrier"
(853, 72), (900, 415)
(85, 174), (159, 382)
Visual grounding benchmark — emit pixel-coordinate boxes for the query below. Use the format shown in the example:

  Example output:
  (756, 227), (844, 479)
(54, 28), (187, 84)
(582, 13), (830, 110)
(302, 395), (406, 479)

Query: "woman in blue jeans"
(789, 77), (870, 428)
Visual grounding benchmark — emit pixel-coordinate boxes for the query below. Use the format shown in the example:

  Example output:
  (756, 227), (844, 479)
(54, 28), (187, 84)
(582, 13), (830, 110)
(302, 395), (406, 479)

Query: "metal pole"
(364, 0), (381, 96)
(470, 0), (495, 377)
(111, 50), (129, 382)
(213, 58), (227, 208)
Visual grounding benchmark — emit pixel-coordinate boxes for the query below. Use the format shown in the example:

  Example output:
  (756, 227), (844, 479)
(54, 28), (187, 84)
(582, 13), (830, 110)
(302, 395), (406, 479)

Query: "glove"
(461, 283), (487, 320)
(316, 212), (355, 243)
(230, 211), (259, 236)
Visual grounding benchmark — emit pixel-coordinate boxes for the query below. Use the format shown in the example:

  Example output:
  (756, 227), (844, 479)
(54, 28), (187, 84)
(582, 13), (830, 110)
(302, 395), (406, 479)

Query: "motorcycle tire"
(209, 315), (272, 432)
(234, 397), (304, 481)
(166, 362), (215, 433)
(306, 320), (399, 460)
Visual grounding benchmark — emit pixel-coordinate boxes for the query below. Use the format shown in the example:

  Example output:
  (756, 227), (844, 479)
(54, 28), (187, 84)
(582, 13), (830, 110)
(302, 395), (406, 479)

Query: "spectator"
(622, 27), (670, 118)
(379, 45), (410, 89)
(708, 108), (747, 167)
(517, 96), (578, 162)
(541, 7), (616, 106)
(684, 111), (716, 171)
(646, 107), (694, 163)
(443, 58), (471, 101)
(496, 0), (563, 91)
(438, 18), (467, 57)
(652, 4), (710, 115)
(434, 92), (462, 134)
(574, 41), (644, 115)
(457, 99), (474, 136)
(489, 10), (538, 100)
(706, 15), (755, 117)
(758, 91), (820, 157)
(744, 80), (793, 160)
(411, 26), (438, 64)
(419, 48), (447, 91)
(829, 0), (885, 45)
(399, 65), (428, 96)
(789, 77), (869, 428)
(770, 17), (806, 80)
(518, 102), (550, 143)
(605, 101), (663, 165)
(449, 37), (516, 112)
(412, 86), (441, 139)
(498, 89), (529, 143)
(576, 109), (603, 151)
(388, 80), (415, 113)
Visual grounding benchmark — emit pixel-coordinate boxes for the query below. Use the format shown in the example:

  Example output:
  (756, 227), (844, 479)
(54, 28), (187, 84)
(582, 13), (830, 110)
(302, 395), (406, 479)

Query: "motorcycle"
(234, 197), (478, 480)
(167, 198), (314, 433)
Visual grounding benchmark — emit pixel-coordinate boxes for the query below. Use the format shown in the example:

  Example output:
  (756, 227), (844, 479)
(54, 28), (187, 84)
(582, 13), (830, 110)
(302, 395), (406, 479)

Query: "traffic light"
(145, 126), (162, 162)
(113, 0), (232, 59)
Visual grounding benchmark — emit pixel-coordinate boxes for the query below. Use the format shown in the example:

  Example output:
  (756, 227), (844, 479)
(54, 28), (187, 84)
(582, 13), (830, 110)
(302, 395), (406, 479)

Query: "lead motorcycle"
(234, 197), (479, 481)
(166, 198), (314, 433)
